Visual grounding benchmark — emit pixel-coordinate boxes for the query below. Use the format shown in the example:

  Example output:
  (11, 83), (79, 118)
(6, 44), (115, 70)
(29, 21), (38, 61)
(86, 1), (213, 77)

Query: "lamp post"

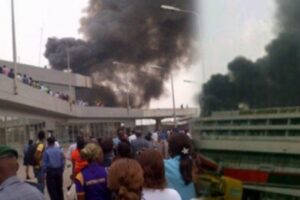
(150, 65), (177, 128)
(11, 0), (18, 95)
(161, 5), (200, 17)
(112, 61), (130, 113)
(183, 80), (198, 84)
(66, 47), (72, 111)
(161, 4), (206, 83)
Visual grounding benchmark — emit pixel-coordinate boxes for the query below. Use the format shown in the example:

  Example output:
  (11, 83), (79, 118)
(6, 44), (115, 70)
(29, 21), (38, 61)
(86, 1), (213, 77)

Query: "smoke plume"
(45, 0), (196, 107)
(200, 0), (300, 116)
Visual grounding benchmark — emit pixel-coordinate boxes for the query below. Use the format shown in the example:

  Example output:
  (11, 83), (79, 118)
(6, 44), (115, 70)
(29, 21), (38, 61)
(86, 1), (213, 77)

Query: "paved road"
(17, 158), (73, 200)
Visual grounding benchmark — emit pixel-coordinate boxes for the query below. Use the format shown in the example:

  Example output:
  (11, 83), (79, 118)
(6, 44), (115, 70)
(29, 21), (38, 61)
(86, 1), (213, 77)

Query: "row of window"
(0, 122), (120, 144)
(260, 191), (299, 200)
(202, 151), (300, 169)
(56, 123), (120, 143)
(198, 118), (300, 126)
(199, 130), (300, 137)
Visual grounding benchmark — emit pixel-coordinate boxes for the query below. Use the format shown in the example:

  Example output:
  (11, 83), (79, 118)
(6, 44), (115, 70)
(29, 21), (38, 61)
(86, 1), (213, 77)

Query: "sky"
(0, 0), (275, 109)
(202, 0), (275, 76)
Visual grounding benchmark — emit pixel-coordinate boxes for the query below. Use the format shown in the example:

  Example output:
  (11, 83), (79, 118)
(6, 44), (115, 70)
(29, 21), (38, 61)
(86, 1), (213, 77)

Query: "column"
(155, 118), (162, 130)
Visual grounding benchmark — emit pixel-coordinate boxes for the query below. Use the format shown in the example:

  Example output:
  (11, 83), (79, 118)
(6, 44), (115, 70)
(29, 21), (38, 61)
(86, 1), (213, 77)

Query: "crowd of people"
(0, 127), (200, 200)
(0, 65), (89, 106)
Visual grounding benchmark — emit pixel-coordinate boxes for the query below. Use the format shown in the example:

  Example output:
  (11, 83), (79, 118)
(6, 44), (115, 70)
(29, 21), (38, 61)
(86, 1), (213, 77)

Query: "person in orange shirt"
(71, 138), (88, 176)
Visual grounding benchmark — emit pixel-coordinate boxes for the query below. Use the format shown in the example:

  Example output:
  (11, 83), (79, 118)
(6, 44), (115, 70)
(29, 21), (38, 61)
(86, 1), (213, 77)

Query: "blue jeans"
(34, 168), (45, 193)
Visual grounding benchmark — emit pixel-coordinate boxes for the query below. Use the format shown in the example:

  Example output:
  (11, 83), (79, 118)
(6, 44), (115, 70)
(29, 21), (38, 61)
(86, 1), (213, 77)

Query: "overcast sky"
(0, 0), (275, 109)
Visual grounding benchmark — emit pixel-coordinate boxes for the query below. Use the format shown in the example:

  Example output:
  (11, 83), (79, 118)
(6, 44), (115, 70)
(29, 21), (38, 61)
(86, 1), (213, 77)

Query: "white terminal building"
(193, 108), (300, 199)
(0, 59), (198, 149)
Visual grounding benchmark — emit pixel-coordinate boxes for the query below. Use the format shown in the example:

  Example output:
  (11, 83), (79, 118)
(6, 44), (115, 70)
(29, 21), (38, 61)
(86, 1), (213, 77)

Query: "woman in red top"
(71, 138), (88, 176)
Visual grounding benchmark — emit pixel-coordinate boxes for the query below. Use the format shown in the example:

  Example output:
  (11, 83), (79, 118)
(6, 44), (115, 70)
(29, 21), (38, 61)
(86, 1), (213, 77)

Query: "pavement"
(17, 157), (73, 200)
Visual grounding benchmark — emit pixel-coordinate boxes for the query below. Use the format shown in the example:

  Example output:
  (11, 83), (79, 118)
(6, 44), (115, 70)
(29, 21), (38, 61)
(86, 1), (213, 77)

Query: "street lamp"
(161, 4), (200, 17)
(183, 79), (199, 109)
(112, 61), (125, 66)
(112, 61), (131, 112)
(11, 0), (18, 95)
(161, 5), (181, 12)
(161, 4), (206, 83)
(66, 47), (73, 111)
(184, 80), (198, 84)
(150, 65), (177, 128)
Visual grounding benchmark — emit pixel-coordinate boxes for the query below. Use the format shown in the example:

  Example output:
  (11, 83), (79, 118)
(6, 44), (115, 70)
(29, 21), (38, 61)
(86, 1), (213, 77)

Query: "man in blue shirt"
(131, 130), (150, 157)
(42, 137), (65, 200)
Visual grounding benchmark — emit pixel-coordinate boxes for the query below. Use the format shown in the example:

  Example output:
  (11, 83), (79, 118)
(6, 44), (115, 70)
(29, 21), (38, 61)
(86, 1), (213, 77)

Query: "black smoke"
(200, 0), (300, 116)
(45, 0), (197, 107)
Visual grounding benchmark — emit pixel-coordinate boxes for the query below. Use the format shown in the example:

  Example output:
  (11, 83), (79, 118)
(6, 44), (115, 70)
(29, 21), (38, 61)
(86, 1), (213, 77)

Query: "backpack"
(25, 143), (38, 166)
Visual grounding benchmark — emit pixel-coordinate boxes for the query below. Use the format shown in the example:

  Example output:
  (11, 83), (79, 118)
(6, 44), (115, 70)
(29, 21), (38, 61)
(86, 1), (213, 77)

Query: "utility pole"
(66, 47), (72, 111)
(11, 0), (18, 95)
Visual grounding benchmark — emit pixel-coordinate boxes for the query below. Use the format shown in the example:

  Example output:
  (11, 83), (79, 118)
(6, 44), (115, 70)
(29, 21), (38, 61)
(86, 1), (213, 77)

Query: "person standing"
(113, 141), (132, 162)
(54, 137), (61, 149)
(66, 136), (83, 161)
(137, 149), (181, 200)
(113, 128), (128, 147)
(23, 139), (33, 179)
(128, 129), (137, 143)
(108, 158), (144, 200)
(0, 145), (44, 200)
(42, 136), (65, 200)
(7, 68), (15, 79)
(151, 130), (159, 143)
(74, 143), (111, 200)
(131, 130), (150, 156)
(71, 138), (87, 176)
(100, 138), (114, 167)
(158, 130), (169, 158)
(66, 140), (77, 161)
(2, 65), (9, 75)
(34, 131), (46, 193)
(164, 133), (196, 200)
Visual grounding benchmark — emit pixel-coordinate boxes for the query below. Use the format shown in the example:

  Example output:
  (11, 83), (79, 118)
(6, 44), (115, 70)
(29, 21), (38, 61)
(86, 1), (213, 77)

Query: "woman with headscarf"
(108, 158), (144, 200)
(164, 133), (196, 200)
(74, 143), (111, 200)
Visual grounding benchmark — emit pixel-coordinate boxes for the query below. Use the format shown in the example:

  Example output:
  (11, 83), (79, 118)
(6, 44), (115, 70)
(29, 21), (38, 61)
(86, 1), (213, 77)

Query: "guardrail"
(0, 75), (198, 120)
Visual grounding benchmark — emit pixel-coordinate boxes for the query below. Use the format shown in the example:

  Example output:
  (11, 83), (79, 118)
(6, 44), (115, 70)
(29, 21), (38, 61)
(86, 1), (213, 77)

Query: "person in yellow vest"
(34, 131), (46, 193)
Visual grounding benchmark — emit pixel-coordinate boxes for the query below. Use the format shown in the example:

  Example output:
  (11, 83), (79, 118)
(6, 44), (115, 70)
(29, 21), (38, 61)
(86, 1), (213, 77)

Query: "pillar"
(155, 118), (162, 130)
(45, 120), (55, 131)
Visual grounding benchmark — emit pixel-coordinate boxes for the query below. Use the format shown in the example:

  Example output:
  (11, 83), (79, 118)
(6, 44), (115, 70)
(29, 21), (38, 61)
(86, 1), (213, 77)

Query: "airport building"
(193, 107), (300, 199)
(0, 60), (198, 149)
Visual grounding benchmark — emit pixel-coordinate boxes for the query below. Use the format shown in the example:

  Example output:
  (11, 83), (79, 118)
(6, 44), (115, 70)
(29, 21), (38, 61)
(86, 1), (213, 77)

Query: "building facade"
(0, 59), (198, 152)
(193, 107), (300, 199)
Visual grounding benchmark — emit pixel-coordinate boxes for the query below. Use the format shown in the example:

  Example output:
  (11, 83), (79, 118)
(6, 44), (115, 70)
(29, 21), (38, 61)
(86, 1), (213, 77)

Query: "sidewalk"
(17, 159), (73, 200)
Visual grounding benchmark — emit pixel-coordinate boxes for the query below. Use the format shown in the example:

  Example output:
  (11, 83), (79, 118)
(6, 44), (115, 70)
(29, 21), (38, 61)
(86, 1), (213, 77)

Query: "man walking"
(42, 136), (65, 200)
(23, 139), (33, 179)
(34, 131), (46, 193)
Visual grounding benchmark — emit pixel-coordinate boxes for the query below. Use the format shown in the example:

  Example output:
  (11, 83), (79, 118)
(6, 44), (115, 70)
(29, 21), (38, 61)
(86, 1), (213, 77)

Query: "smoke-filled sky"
(201, 0), (300, 115)
(202, 0), (275, 76)
(0, 0), (275, 108)
(44, 0), (198, 107)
